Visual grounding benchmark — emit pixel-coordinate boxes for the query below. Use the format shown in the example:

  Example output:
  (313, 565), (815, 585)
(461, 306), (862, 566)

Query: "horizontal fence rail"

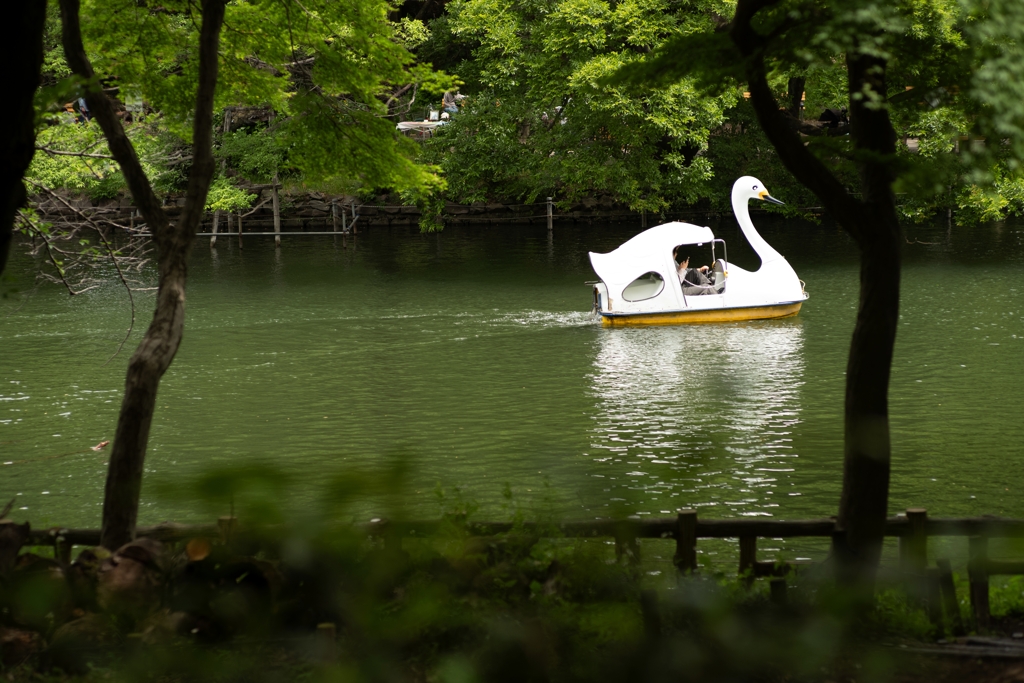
(194, 231), (353, 237)
(21, 510), (1024, 548)
(10, 507), (1024, 633)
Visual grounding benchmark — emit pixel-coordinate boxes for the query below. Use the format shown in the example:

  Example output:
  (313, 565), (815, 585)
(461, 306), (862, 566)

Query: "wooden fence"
(16, 507), (1024, 633)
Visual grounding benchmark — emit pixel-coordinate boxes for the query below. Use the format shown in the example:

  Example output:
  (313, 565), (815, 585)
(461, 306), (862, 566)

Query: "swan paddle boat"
(588, 176), (808, 327)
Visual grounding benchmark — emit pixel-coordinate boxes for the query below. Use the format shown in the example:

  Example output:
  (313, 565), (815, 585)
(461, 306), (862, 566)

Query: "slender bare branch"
(242, 194), (272, 217)
(35, 145), (114, 159)
(27, 181), (139, 362)
(385, 82), (414, 108)
(17, 213), (98, 296)
(98, 226), (136, 364)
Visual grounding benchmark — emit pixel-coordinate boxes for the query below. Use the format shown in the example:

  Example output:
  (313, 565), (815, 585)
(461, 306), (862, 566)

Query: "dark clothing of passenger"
(681, 268), (713, 295)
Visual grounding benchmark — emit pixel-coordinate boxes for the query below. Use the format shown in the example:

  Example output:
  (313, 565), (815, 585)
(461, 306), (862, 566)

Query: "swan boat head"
(730, 176), (788, 267)
(732, 175), (785, 207)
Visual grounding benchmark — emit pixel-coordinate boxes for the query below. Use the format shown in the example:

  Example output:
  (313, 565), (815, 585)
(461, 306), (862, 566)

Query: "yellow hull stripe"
(601, 302), (803, 327)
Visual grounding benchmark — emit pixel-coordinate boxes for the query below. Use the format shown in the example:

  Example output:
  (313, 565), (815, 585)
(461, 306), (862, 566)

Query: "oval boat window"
(621, 271), (665, 302)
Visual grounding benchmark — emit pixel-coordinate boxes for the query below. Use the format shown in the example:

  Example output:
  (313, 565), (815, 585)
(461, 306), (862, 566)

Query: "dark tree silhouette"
(0, 1), (47, 276)
(729, 0), (901, 585)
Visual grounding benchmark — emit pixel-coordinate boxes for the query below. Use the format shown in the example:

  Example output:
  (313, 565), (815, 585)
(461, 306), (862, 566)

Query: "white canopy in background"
(396, 121), (446, 132)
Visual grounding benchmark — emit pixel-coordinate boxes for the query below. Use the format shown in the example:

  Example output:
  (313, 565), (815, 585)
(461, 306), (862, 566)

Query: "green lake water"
(2, 214), (1023, 562)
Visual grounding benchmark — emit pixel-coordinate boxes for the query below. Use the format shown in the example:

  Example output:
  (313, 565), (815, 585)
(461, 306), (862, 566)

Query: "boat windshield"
(672, 241), (728, 295)
(672, 242), (719, 275)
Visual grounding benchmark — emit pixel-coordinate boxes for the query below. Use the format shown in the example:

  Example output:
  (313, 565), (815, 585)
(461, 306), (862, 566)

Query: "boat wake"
(491, 309), (601, 329)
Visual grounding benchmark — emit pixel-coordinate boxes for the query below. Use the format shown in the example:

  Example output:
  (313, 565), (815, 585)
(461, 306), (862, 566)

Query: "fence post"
(640, 590), (661, 638)
(547, 197), (553, 232)
(211, 107), (230, 248)
(926, 567), (942, 633)
(614, 523), (639, 567)
(351, 203), (358, 234)
(237, 211), (243, 249)
(901, 508), (928, 603)
(900, 508), (928, 574)
(739, 536), (757, 584)
(936, 558), (966, 636)
(332, 199), (338, 233)
(968, 536), (990, 631)
(54, 533), (72, 567)
(769, 578), (787, 606)
(218, 516), (237, 544)
(316, 622), (337, 662)
(272, 174), (282, 247)
(0, 521), (30, 573)
(674, 509), (698, 575)
(210, 209), (220, 248)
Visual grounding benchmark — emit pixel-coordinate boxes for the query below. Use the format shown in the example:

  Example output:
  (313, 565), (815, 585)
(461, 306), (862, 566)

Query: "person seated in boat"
(673, 249), (714, 295)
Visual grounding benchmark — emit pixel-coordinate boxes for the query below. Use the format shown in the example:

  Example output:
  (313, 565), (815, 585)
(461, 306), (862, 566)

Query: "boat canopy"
(588, 221), (714, 287)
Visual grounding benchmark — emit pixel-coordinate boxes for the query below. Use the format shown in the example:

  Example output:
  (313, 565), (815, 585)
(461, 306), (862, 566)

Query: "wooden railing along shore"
(13, 507), (1024, 633)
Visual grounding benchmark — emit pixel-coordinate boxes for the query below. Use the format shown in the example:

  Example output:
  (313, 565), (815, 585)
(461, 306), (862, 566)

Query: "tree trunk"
(60, 0), (227, 550)
(731, 0), (901, 587)
(0, 0), (47, 276)
(835, 51), (901, 582)
(787, 76), (805, 119)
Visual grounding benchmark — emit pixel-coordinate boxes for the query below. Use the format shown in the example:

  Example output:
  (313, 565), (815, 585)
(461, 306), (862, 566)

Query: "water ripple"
(586, 322), (805, 515)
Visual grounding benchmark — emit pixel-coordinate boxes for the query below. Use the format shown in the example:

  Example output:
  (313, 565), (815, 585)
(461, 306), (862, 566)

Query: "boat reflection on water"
(584, 321), (806, 518)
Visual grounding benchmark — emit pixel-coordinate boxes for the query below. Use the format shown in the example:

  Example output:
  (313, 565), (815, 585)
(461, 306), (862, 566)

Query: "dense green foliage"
(3, 463), (986, 682)
(27, 0), (453, 219)
(701, 100), (857, 215)
(23, 0), (1024, 227)
(415, 0), (737, 212)
(607, 0), (1024, 222)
